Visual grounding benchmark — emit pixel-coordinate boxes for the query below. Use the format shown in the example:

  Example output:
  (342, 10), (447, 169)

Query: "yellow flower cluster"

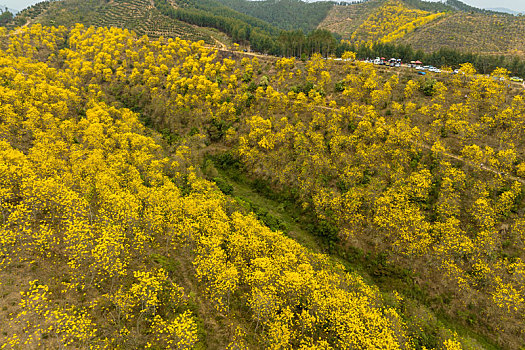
(2, 20), (524, 349)
(0, 24), (447, 349)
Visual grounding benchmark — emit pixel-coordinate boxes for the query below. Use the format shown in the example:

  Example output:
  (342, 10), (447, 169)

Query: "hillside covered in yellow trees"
(1, 23), (525, 349)
(319, 0), (525, 56)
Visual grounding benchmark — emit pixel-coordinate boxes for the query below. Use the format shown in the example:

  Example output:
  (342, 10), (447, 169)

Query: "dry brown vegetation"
(319, 0), (525, 57)
(22, 0), (216, 43)
(397, 12), (525, 55)
(318, 0), (385, 39)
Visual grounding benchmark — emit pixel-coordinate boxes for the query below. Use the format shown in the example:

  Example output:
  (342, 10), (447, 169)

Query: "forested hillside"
(10, 0), (216, 43)
(212, 0), (334, 32)
(349, 0), (445, 45)
(3, 0), (54, 27)
(396, 12), (525, 55)
(8, 0), (525, 68)
(0, 10), (13, 26)
(1, 22), (525, 349)
(319, 0), (525, 56)
(318, 0), (384, 39)
(319, 0), (447, 45)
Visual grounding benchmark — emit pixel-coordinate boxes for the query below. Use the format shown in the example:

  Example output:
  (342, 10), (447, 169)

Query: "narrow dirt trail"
(5, 23), (520, 184)
(211, 36), (227, 50)
(10, 18), (32, 36)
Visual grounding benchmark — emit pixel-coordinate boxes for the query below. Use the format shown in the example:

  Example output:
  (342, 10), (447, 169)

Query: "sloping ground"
(3, 0), (54, 28)
(0, 24), (470, 350)
(213, 0), (334, 32)
(3, 22), (525, 350)
(318, 0), (385, 39)
(395, 12), (525, 54)
(319, 0), (443, 45)
(350, 0), (438, 44)
(318, 0), (523, 56)
(15, 1), (53, 20)
(28, 0), (214, 43)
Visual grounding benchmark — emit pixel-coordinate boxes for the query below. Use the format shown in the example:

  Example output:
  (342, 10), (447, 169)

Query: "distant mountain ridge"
(487, 7), (521, 15)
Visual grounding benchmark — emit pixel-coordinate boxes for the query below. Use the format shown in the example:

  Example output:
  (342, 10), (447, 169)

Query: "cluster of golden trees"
(235, 56), (525, 347)
(2, 22), (525, 348)
(0, 24), (473, 349)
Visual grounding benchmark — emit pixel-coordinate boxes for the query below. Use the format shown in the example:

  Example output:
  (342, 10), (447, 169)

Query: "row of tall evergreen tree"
(338, 41), (525, 77)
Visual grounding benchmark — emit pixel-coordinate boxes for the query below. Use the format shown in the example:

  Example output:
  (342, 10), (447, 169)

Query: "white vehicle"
(415, 65), (423, 70)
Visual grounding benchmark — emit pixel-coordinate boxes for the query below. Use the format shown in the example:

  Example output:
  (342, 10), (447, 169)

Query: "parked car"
(510, 76), (524, 82)
(418, 71), (426, 75)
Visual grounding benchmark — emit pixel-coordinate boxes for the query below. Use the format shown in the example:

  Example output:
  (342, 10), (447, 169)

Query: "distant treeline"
(278, 32), (525, 78)
(7, 0), (59, 27)
(278, 29), (337, 57)
(154, 0), (339, 56)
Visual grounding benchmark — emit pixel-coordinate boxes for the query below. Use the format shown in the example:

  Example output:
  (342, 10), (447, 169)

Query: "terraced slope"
(23, 0), (215, 43)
